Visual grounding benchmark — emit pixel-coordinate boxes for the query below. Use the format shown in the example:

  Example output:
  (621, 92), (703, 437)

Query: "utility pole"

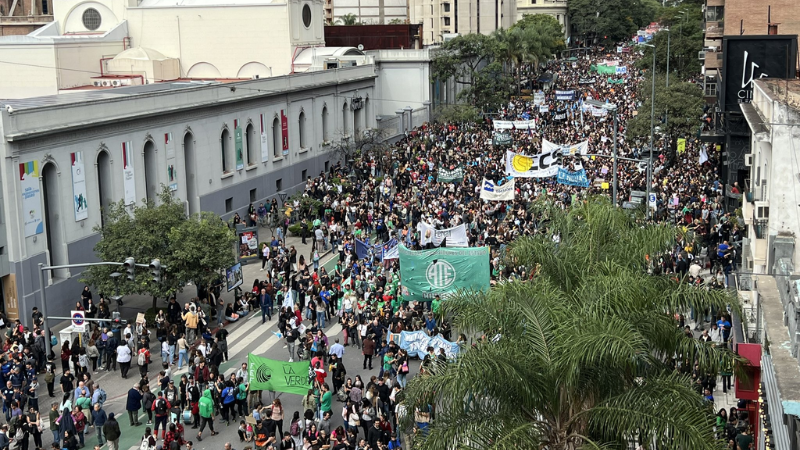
(639, 43), (657, 219)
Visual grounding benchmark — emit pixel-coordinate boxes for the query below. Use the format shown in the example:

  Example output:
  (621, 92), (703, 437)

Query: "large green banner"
(437, 165), (464, 183)
(247, 354), (311, 395)
(235, 126), (244, 170)
(399, 244), (490, 301)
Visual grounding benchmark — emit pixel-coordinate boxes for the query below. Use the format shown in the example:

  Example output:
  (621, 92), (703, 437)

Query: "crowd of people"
(0, 37), (749, 450)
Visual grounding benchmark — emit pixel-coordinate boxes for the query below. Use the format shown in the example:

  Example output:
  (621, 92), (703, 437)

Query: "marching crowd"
(0, 39), (743, 450)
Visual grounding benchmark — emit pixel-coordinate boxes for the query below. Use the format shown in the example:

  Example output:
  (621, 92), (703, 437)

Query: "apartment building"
(409, 0), (516, 45)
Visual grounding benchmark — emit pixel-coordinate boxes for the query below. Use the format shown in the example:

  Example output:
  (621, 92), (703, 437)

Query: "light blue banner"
(387, 330), (460, 359)
(557, 168), (590, 187)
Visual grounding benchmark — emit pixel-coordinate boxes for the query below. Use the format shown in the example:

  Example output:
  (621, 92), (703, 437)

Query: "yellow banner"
(677, 138), (686, 154)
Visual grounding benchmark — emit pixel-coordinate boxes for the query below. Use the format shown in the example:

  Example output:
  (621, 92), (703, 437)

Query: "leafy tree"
(430, 33), (498, 107)
(329, 128), (394, 172)
(432, 104), (480, 124)
(81, 187), (236, 310)
(336, 13), (359, 25)
(636, 7), (704, 80)
(570, 0), (659, 43)
(387, 18), (405, 25)
(626, 74), (704, 162)
(402, 199), (741, 450)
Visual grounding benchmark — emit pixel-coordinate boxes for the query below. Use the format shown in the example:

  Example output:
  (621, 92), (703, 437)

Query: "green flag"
(399, 244), (490, 301)
(247, 354), (311, 395)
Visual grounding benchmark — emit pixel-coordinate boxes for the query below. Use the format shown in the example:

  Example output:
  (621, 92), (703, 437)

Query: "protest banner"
(399, 245), (490, 301)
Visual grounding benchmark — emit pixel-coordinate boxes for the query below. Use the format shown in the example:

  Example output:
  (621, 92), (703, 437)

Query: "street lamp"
(586, 100), (619, 206)
(663, 27), (670, 87)
(639, 42), (657, 219)
(277, 190), (288, 206)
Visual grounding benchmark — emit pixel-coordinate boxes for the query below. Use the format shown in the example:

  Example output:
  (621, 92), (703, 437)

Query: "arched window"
(272, 117), (281, 157)
(246, 123), (257, 166)
(342, 102), (349, 136)
(221, 128), (231, 172)
(299, 111), (307, 149)
(322, 106), (330, 142)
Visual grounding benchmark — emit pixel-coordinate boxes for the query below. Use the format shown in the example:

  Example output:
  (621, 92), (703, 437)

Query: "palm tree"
(335, 13), (359, 25)
(403, 199), (740, 450)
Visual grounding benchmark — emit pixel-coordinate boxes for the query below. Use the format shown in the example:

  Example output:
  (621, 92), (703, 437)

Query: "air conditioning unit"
(102, 81), (109, 86)
(744, 154), (753, 167)
(698, 51), (705, 61)
(112, 80), (120, 86)
(93, 81), (101, 87)
(755, 201), (770, 220)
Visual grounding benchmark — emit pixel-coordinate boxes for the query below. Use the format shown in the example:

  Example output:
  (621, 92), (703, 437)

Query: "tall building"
(408, 0), (515, 45)
(702, 0), (800, 103)
(514, 0), (568, 36)
(331, 0), (408, 24)
(0, 0), (53, 36)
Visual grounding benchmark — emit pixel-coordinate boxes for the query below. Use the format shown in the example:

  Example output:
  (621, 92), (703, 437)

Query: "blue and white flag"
(480, 178), (516, 201)
(355, 238), (372, 260)
(382, 239), (399, 260)
(556, 168), (590, 187)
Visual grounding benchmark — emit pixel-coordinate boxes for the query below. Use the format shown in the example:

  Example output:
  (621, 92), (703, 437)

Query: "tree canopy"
(402, 199), (741, 450)
(570, 0), (659, 43)
(81, 187), (236, 308)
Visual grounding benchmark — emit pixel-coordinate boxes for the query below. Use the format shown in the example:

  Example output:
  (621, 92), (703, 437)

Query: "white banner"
(122, 141), (136, 206)
(543, 139), (589, 156)
(416, 222), (469, 247)
(19, 160), (43, 237)
(480, 178), (515, 201)
(493, 119), (536, 130)
(505, 149), (560, 178)
(533, 91), (545, 105)
(70, 152), (89, 221)
(260, 113), (269, 163)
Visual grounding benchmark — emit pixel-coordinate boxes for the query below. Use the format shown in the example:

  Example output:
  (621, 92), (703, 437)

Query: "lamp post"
(640, 42), (657, 219)
(664, 27), (670, 87)
(586, 100), (619, 205)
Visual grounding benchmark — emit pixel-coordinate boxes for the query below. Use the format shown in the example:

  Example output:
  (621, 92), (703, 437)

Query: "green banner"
(607, 77), (625, 84)
(399, 244), (490, 301)
(596, 65), (616, 75)
(235, 126), (244, 170)
(437, 165), (464, 183)
(492, 132), (513, 146)
(247, 354), (311, 395)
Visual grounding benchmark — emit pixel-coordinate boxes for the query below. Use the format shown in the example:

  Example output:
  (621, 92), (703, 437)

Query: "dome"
(112, 47), (169, 61)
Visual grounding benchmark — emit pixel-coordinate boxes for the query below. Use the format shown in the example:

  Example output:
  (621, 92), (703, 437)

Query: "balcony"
(704, 50), (723, 69)
(706, 0), (725, 6)
(705, 21), (723, 38)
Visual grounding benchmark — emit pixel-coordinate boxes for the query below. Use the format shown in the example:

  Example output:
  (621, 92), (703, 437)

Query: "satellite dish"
(357, 44), (364, 51)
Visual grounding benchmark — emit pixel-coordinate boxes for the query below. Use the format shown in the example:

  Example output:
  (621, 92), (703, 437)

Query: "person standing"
(361, 335), (375, 371)
(260, 289), (272, 323)
(196, 389), (218, 441)
(102, 413), (121, 450)
(116, 342), (132, 379)
(91, 403), (107, 446)
(125, 385), (142, 427)
(49, 403), (60, 447)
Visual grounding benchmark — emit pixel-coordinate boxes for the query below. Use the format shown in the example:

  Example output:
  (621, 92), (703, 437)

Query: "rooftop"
(758, 79), (800, 111)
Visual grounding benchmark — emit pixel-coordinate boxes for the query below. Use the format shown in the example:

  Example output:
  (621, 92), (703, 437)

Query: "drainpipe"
(99, 57), (113, 76)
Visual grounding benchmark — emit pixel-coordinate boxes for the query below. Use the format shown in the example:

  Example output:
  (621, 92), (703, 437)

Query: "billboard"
(720, 36), (798, 112)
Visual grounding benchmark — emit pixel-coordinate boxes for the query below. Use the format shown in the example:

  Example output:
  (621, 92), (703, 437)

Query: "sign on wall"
(70, 152), (89, 221)
(280, 110), (289, 156)
(234, 119), (244, 170)
(260, 113), (269, 163)
(122, 141), (136, 205)
(165, 133), (178, 192)
(19, 160), (43, 237)
(720, 36), (798, 112)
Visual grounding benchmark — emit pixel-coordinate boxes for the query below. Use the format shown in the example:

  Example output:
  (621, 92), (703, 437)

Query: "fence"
(377, 115), (402, 137)
(411, 106), (428, 129)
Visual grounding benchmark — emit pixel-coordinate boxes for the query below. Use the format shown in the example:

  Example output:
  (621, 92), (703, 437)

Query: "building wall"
(371, 49), (431, 115)
(0, 65), (376, 324)
(55, 41), (125, 89)
(333, 0), (408, 24)
(410, 0), (514, 45)
(0, 43), (58, 99)
(723, 0), (800, 37)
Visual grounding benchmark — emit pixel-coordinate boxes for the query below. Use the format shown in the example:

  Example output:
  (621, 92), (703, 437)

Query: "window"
(531, 0), (536, 3)
(246, 123), (257, 166)
(704, 76), (717, 97)
(322, 106), (330, 142)
(82, 8), (101, 30)
(302, 4), (312, 28)
(325, 161), (330, 173)
(444, 17), (450, 26)
(299, 111), (307, 149)
(225, 198), (233, 213)
(272, 117), (281, 157)
(221, 128), (231, 173)
(250, 188), (257, 203)
(342, 103), (349, 136)
(302, 169), (308, 182)
(276, 179), (283, 192)
(706, 6), (723, 22)
(443, 2), (450, 12)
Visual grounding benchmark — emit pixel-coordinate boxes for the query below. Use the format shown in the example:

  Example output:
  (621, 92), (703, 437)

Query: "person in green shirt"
(431, 295), (442, 318)
(318, 384), (332, 419)
(382, 351), (395, 379)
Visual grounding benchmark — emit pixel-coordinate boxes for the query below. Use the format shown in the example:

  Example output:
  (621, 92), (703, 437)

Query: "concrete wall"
(371, 49), (431, 116)
(0, 65), (376, 324)
(55, 40), (125, 88)
(0, 43), (57, 98)
(723, 0), (800, 38)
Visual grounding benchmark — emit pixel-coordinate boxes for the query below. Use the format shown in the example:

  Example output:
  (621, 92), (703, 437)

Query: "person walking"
(196, 389), (218, 441)
(102, 413), (120, 450)
(361, 335), (375, 370)
(91, 403), (107, 447)
(260, 289), (272, 323)
(152, 391), (171, 439)
(125, 384), (143, 427)
(116, 342), (132, 379)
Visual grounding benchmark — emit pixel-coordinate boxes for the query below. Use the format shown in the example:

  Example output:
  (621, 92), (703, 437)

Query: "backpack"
(290, 420), (300, 437)
(155, 398), (168, 415)
(137, 352), (146, 366)
(140, 435), (154, 450)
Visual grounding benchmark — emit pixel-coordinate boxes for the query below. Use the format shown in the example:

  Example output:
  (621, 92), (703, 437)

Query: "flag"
(677, 138), (686, 154)
(382, 238), (399, 260)
(247, 354), (311, 395)
(355, 238), (371, 260)
(699, 147), (709, 164)
(398, 245), (490, 301)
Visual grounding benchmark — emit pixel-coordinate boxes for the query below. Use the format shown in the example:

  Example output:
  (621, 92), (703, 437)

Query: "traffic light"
(124, 257), (135, 281)
(149, 259), (162, 283)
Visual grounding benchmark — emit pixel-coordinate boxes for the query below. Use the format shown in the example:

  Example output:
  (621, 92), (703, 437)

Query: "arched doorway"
(144, 141), (158, 203)
(41, 163), (68, 279)
(354, 107), (362, 137)
(184, 132), (198, 215)
(96, 150), (112, 226)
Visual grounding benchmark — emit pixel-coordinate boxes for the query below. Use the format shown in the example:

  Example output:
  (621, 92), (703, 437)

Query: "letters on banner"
(542, 139), (588, 156)
(493, 119), (536, 130)
(480, 178), (515, 201)
(555, 90), (575, 101)
(505, 149), (560, 178)
(416, 222), (469, 247)
(387, 330), (460, 359)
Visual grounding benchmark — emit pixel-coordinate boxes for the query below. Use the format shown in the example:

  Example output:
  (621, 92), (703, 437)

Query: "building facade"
(408, 0), (515, 45)
(0, 66), (377, 323)
(514, 0), (568, 36)
(331, 0), (408, 24)
(0, 0), (52, 36)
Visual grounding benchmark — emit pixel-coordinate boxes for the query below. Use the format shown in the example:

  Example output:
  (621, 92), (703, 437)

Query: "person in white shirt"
(116, 343), (132, 379)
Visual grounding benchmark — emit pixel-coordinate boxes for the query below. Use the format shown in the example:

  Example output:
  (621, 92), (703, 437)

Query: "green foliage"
(570, 0), (659, 43)
(467, 61), (512, 109)
(81, 187), (235, 301)
(335, 13), (359, 25)
(508, 14), (566, 54)
(626, 74), (704, 155)
(403, 199), (742, 450)
(387, 18), (405, 25)
(636, 8), (704, 79)
(288, 224), (303, 236)
(433, 104), (480, 124)
(431, 34), (497, 107)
